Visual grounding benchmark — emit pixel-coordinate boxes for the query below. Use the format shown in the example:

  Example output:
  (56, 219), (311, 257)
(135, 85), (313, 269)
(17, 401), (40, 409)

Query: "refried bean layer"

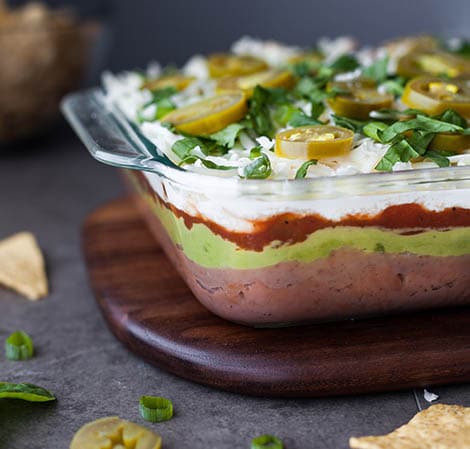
(186, 251), (470, 326)
(135, 195), (470, 326)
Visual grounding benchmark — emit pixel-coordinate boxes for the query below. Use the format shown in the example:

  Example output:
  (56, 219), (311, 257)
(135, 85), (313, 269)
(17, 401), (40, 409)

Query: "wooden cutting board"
(82, 197), (470, 397)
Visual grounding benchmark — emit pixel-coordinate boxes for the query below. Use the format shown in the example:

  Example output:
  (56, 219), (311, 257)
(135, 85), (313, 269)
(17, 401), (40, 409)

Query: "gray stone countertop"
(0, 127), (468, 449)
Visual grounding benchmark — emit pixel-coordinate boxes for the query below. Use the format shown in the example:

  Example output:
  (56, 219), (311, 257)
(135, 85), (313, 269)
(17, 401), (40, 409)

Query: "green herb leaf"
(172, 136), (225, 159)
(208, 123), (244, 147)
(310, 101), (326, 120)
(328, 54), (360, 73)
(247, 86), (290, 137)
(139, 87), (177, 122)
(407, 131), (434, 155)
(363, 122), (388, 142)
(139, 396), (173, 423)
(380, 78), (406, 97)
(424, 150), (451, 167)
(5, 331), (33, 361)
(0, 382), (55, 402)
(375, 137), (419, 171)
(273, 104), (299, 126)
(370, 108), (420, 121)
(171, 137), (203, 159)
(289, 59), (320, 77)
(288, 111), (322, 127)
(249, 145), (263, 159)
(241, 153), (272, 179)
(160, 64), (179, 76)
(380, 115), (463, 143)
(150, 86), (177, 101)
(155, 98), (176, 119)
(247, 86), (274, 137)
(362, 56), (389, 83)
(179, 155), (236, 170)
(251, 434), (283, 449)
(295, 159), (318, 179)
(434, 109), (468, 128)
(448, 40), (470, 57)
(294, 77), (334, 103)
(331, 114), (366, 133)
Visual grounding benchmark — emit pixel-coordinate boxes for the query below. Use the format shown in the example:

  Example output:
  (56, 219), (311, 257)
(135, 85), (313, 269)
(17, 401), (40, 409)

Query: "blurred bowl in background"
(0, 0), (111, 145)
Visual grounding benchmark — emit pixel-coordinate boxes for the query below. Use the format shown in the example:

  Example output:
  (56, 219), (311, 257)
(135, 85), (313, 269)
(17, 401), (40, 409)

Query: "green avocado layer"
(139, 191), (470, 269)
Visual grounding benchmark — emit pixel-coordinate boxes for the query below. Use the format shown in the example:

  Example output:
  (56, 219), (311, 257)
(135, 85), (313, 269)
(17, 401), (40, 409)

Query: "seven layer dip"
(103, 35), (470, 326)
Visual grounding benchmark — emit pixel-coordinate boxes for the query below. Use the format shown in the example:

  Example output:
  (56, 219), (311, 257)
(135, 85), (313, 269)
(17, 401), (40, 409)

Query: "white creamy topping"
(182, 55), (209, 79)
(231, 36), (301, 66)
(317, 36), (357, 64)
(145, 170), (470, 232)
(102, 71), (151, 122)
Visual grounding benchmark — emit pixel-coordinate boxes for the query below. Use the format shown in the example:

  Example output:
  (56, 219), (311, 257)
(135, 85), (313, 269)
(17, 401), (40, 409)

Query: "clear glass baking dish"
(62, 88), (470, 327)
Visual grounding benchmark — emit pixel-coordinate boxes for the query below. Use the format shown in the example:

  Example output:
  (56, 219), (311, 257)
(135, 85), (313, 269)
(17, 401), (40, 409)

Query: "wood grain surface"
(82, 197), (470, 397)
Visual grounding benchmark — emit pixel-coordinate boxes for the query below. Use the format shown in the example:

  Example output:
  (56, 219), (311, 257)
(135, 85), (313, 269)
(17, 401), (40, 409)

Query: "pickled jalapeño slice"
(275, 125), (354, 160)
(163, 92), (247, 135)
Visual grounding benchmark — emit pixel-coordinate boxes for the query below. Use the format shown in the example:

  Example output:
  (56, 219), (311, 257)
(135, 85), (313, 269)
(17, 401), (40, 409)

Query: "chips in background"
(350, 404), (470, 449)
(0, 232), (48, 300)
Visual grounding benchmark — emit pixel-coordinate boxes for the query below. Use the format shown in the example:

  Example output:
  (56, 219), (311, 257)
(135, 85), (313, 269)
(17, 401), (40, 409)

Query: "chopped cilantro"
(171, 137), (202, 159)
(289, 111), (322, 127)
(424, 150), (451, 167)
(331, 115), (367, 133)
(241, 153), (272, 179)
(328, 54), (360, 73)
(295, 159), (318, 179)
(380, 78), (406, 97)
(375, 137), (419, 171)
(208, 123), (244, 147)
(139, 87), (177, 122)
(179, 155), (236, 170)
(362, 56), (389, 83)
(249, 145), (263, 159)
(434, 109), (467, 128)
(273, 104), (299, 127)
(362, 121), (388, 142)
(380, 115), (463, 143)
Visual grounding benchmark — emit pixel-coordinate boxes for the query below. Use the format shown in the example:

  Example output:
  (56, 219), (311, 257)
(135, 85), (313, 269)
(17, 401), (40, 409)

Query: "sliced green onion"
(5, 331), (34, 361)
(139, 396), (173, 423)
(0, 382), (55, 402)
(251, 434), (283, 449)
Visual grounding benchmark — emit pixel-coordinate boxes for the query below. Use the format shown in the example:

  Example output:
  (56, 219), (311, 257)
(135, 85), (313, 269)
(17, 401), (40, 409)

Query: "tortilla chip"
(0, 232), (48, 300)
(350, 404), (470, 449)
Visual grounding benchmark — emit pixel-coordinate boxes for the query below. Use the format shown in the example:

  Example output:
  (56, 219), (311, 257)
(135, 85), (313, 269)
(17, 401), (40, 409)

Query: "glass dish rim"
(62, 87), (470, 198)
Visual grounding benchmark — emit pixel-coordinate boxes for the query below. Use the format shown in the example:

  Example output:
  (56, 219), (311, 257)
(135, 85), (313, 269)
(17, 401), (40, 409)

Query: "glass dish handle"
(61, 88), (179, 172)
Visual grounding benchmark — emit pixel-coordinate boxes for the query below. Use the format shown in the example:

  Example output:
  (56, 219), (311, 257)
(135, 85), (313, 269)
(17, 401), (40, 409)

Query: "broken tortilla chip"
(350, 404), (470, 449)
(0, 232), (48, 300)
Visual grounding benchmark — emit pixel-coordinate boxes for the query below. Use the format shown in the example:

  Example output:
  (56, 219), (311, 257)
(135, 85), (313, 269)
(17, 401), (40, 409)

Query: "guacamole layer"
(137, 189), (470, 270)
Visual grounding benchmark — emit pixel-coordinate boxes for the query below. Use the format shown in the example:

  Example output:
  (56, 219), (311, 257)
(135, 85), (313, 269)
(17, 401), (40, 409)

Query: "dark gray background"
(106, 0), (470, 70)
(9, 0), (470, 71)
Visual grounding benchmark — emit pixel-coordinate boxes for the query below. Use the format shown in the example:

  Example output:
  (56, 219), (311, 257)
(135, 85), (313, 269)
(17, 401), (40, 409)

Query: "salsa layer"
(132, 170), (470, 245)
(128, 172), (470, 269)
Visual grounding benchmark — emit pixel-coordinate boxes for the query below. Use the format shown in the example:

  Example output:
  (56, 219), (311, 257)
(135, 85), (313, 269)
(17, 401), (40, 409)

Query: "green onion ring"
(5, 331), (34, 361)
(139, 396), (173, 423)
(251, 434), (284, 449)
